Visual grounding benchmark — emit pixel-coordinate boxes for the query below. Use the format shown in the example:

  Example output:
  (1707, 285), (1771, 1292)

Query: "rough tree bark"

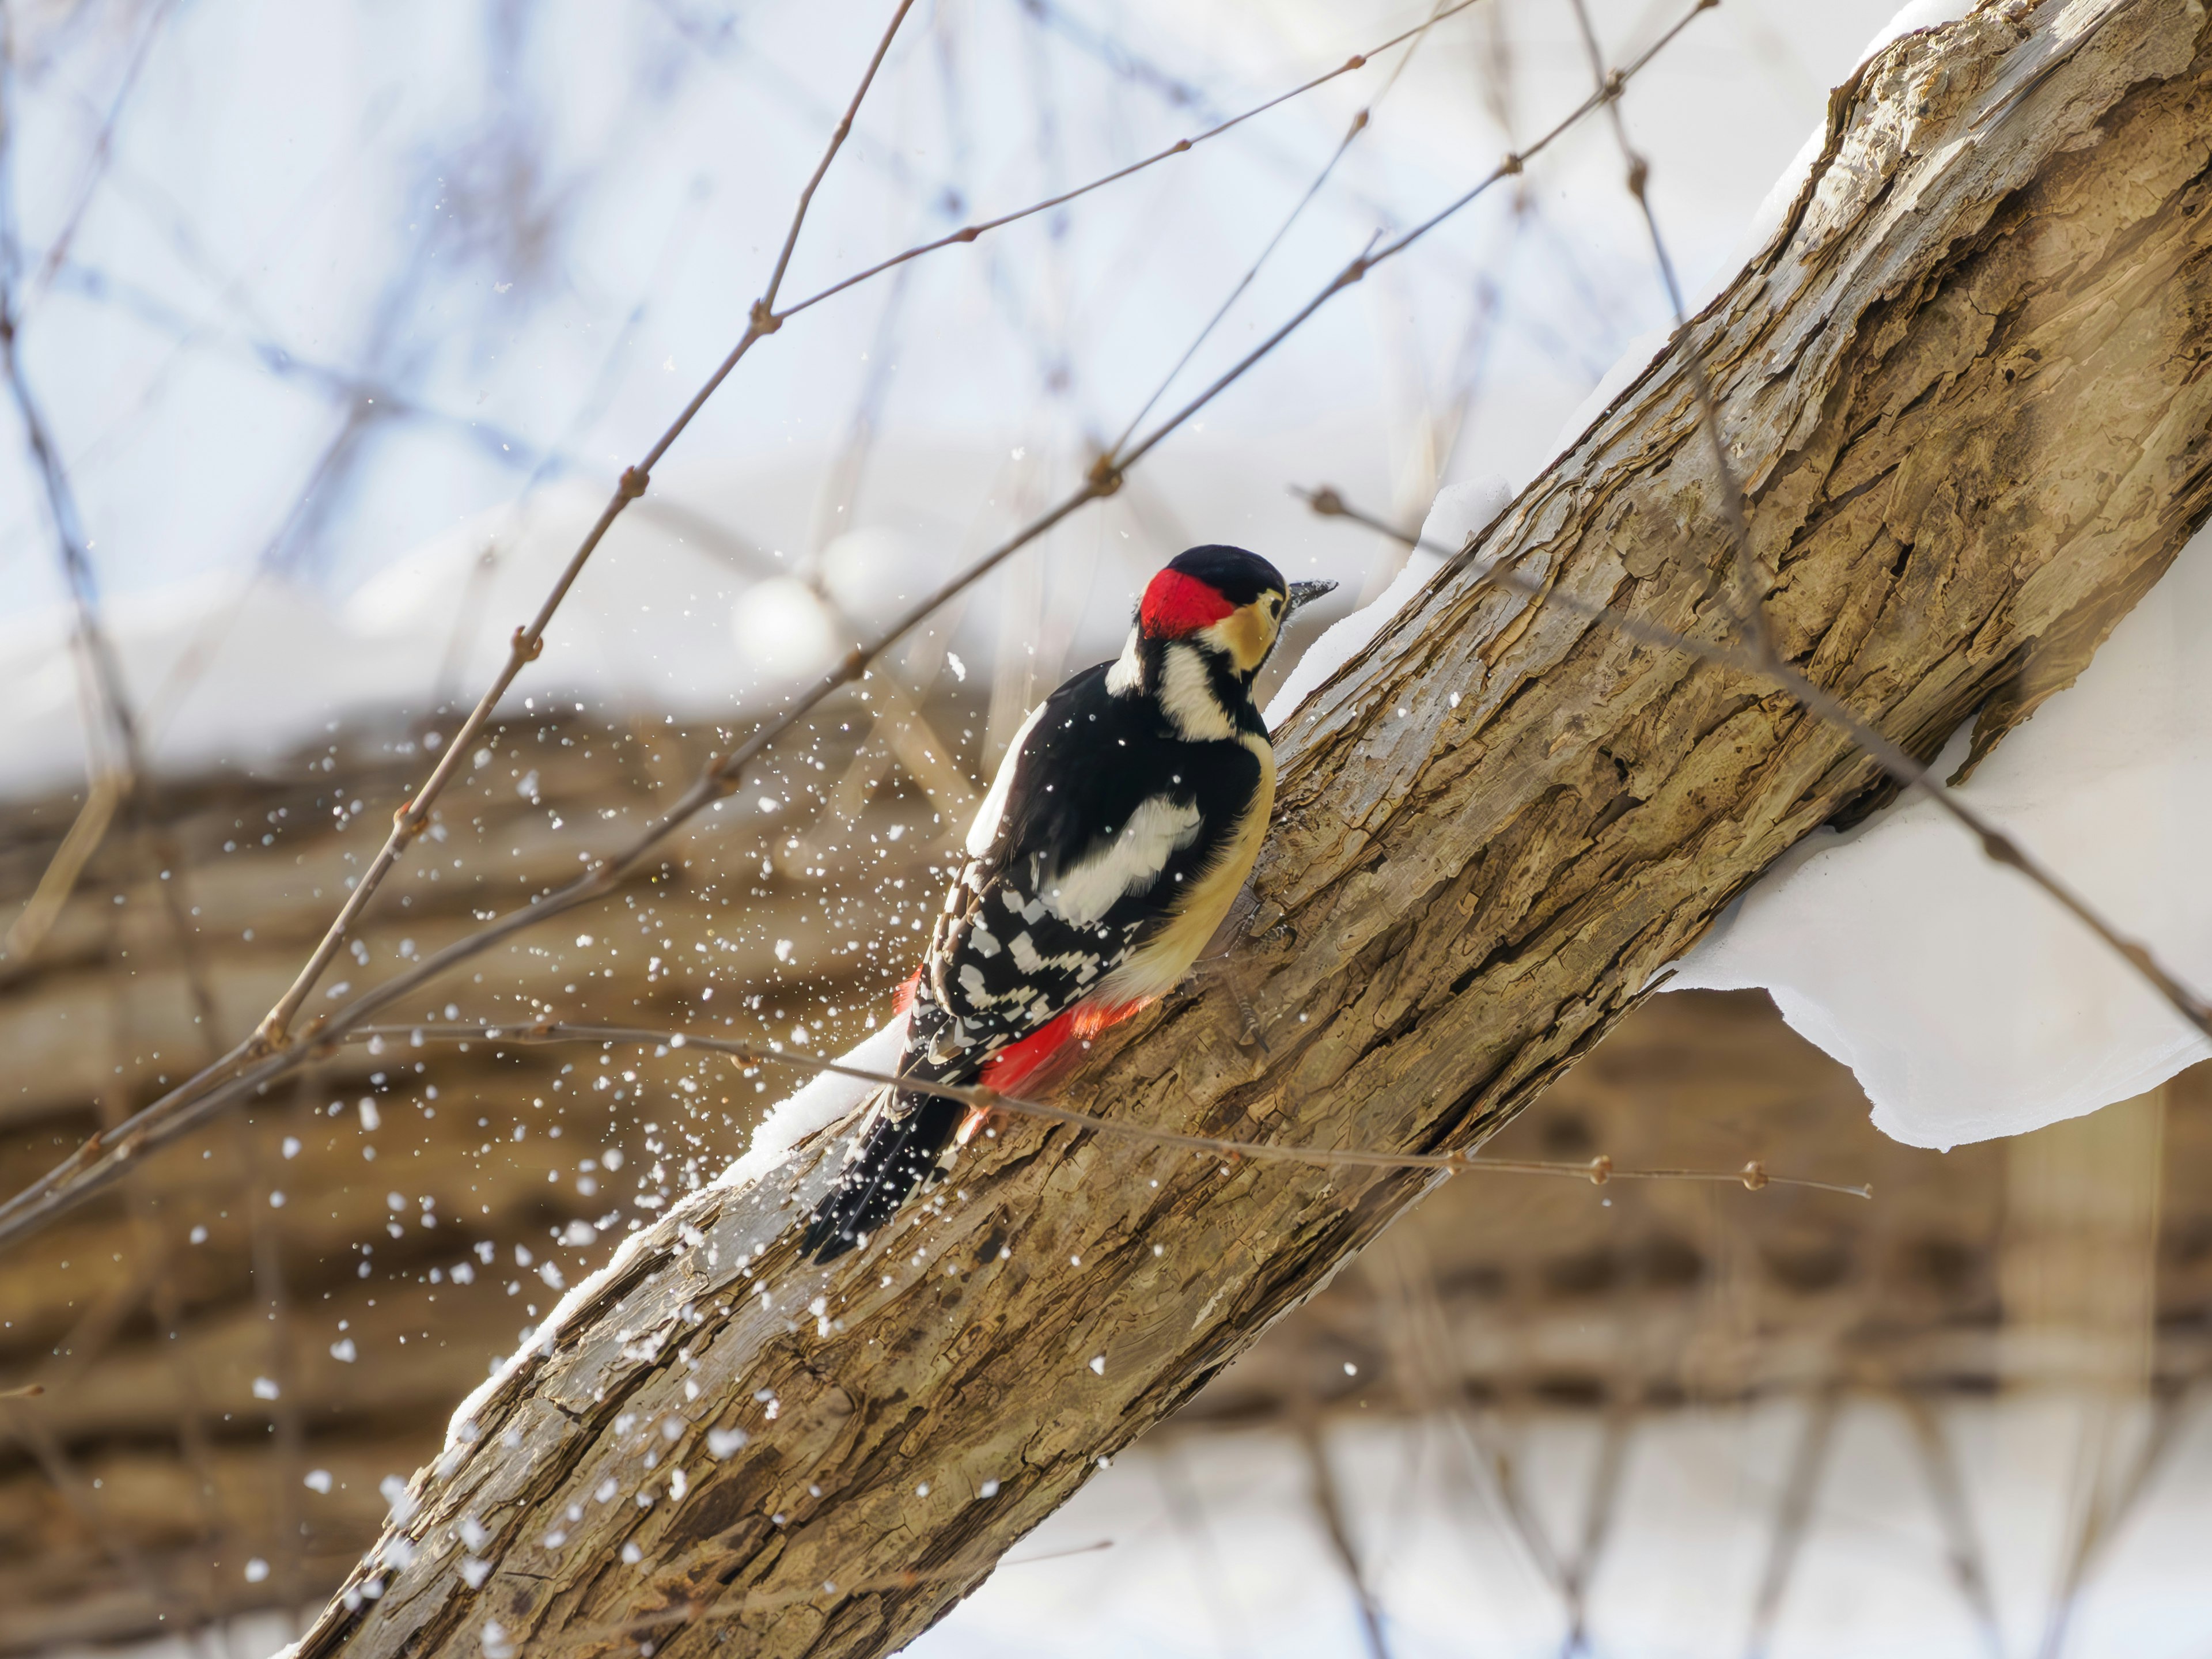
(297, 3), (2212, 1654)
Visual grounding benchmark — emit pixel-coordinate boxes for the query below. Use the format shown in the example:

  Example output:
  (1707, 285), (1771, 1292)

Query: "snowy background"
(1, 0), (1912, 779)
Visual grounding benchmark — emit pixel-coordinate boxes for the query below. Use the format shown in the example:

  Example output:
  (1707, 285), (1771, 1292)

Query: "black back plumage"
(801, 656), (1269, 1261)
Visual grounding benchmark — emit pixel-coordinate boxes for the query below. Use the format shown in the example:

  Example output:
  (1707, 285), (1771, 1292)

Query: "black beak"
(1285, 579), (1338, 617)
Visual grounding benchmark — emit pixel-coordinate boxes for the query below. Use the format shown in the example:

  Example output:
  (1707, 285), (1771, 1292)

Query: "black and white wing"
(803, 663), (1261, 1261)
(907, 662), (1260, 1076)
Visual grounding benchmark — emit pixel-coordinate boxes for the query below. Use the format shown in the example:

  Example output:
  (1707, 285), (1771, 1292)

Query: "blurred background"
(3, 0), (2207, 1653)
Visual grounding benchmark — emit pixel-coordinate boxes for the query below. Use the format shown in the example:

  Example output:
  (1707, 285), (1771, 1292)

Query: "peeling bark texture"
(297, 5), (2212, 1656)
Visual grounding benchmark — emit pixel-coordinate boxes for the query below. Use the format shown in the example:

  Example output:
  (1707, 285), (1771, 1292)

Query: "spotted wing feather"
(803, 662), (1263, 1260)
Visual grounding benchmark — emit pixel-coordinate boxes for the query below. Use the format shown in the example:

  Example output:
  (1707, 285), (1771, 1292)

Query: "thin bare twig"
(1111, 0), (1716, 487)
(247, 0), (916, 1055)
(1743, 1389), (1838, 1659)
(31, 0), (181, 293)
(1, 92), (223, 1027)
(0, 0), (1719, 1251)
(340, 1021), (1871, 1197)
(0, 347), (219, 1015)
(1298, 488), (2212, 1043)
(1105, 0), (1460, 456)
(430, 177), (719, 707)
(1015, 0), (1459, 252)
(776, 0), (1488, 327)
(1297, 1414), (1393, 1659)
(245, 0), (1477, 1051)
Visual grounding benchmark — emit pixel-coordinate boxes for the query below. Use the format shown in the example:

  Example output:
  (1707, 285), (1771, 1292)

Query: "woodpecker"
(802, 545), (1335, 1262)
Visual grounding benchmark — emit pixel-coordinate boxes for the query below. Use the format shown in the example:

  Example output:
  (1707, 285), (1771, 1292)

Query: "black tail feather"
(802, 1091), (963, 1263)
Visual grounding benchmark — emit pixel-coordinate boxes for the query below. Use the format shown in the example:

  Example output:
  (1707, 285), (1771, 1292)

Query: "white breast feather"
(964, 700), (1048, 858)
(1046, 794), (1203, 927)
(1156, 643), (1236, 740)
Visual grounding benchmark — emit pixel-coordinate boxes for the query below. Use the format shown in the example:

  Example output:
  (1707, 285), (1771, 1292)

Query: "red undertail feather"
(976, 998), (1147, 1094)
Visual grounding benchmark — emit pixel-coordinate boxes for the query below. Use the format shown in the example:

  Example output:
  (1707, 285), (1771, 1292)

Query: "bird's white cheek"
(1105, 627), (1144, 695)
(1157, 644), (1235, 740)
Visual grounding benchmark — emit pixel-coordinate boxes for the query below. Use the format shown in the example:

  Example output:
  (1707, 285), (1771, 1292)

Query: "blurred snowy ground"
(59, 1396), (2212, 1659)
(912, 1397), (2212, 1659)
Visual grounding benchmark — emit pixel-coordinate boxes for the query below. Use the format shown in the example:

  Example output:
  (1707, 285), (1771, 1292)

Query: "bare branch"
(0, 0), (1709, 1251)
(246, 0), (917, 1054)
(1114, 0), (1718, 479)
(337, 1021), (1872, 1198)
(775, 0), (1489, 326)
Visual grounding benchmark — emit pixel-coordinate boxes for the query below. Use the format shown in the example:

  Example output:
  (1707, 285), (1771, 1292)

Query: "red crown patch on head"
(1139, 568), (1237, 639)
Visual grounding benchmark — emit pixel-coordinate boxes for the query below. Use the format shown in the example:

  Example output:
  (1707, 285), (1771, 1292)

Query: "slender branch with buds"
(344, 1022), (1873, 1199)
(249, 0), (917, 1054)
(0, 0), (1724, 1254)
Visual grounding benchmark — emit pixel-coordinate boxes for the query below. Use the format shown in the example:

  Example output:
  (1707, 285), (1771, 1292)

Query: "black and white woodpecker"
(802, 545), (1335, 1262)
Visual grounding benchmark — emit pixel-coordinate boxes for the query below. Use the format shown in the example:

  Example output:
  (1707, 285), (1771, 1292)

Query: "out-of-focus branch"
(0, 0), (1701, 1252)
(339, 1021), (1867, 1195)
(0, 768), (122, 962)
(0, 226), (222, 1032)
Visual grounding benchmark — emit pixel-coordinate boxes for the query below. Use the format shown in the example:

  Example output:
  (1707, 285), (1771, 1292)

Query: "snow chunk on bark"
(1669, 524), (2212, 1148)
(711, 1016), (909, 1196)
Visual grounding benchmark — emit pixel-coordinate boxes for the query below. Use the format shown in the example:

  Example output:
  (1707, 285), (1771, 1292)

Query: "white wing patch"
(1045, 794), (1203, 927)
(1104, 730), (1276, 1005)
(965, 700), (1048, 858)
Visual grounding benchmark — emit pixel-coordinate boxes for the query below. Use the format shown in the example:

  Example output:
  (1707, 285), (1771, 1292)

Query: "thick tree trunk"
(296, 3), (2212, 1654)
